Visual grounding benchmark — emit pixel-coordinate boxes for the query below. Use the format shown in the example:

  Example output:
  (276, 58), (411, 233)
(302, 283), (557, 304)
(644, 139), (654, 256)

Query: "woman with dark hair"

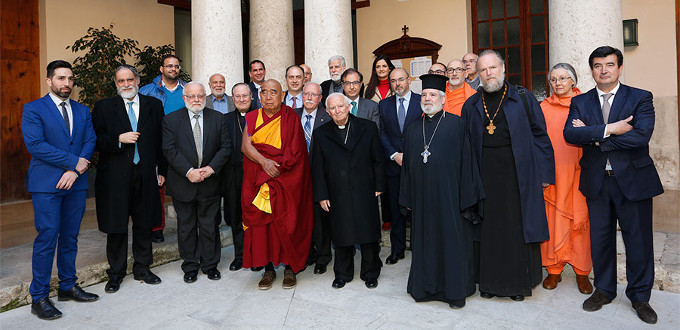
(539, 62), (592, 294)
(364, 55), (395, 102)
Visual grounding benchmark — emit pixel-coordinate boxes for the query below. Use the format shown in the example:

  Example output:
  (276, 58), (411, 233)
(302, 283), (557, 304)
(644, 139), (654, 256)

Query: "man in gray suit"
(294, 82), (332, 274)
(205, 73), (235, 114)
(341, 68), (381, 129)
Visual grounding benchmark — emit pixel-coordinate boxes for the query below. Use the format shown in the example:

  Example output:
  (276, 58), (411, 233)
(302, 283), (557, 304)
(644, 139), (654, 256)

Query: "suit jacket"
(205, 94), (235, 114)
(92, 94), (167, 233)
(22, 94), (96, 193)
(321, 79), (365, 105)
(353, 97), (381, 129)
(224, 110), (247, 181)
(379, 92), (423, 176)
(563, 84), (663, 201)
(162, 107), (232, 202)
(249, 82), (261, 110)
(294, 105), (330, 155)
(311, 115), (385, 246)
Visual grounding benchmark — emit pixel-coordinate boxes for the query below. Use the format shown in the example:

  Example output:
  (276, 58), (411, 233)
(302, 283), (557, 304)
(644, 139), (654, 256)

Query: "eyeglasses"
(302, 92), (321, 97)
(164, 64), (181, 69)
(447, 68), (466, 74)
(549, 76), (572, 84)
(389, 77), (408, 84)
(342, 81), (361, 87)
(428, 70), (446, 75)
(184, 94), (205, 100)
(462, 59), (477, 64)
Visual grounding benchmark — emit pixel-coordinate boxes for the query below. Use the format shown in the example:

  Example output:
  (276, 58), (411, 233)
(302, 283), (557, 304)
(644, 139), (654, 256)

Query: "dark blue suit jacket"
(249, 82), (262, 110)
(22, 94), (96, 193)
(563, 84), (663, 201)
(379, 92), (422, 176)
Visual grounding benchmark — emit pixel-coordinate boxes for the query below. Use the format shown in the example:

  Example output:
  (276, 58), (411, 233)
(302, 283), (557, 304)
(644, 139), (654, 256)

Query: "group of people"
(23, 45), (662, 325)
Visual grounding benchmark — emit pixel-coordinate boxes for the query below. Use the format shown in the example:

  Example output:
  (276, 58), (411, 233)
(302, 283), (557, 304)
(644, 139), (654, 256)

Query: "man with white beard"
(461, 50), (554, 301)
(205, 73), (235, 114)
(92, 65), (167, 293)
(443, 59), (476, 116)
(162, 82), (231, 283)
(320, 55), (347, 104)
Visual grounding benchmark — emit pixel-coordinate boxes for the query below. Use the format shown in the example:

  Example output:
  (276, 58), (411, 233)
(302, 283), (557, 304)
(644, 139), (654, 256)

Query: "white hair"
(325, 92), (350, 109)
(183, 81), (206, 95)
(328, 55), (346, 67)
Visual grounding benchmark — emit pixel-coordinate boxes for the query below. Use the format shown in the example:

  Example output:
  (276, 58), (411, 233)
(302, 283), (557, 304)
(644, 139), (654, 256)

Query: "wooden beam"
(352, 0), (370, 10)
(157, 0), (190, 11)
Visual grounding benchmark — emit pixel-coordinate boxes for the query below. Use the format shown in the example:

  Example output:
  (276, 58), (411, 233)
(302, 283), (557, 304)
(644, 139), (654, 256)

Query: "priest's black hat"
(419, 74), (448, 92)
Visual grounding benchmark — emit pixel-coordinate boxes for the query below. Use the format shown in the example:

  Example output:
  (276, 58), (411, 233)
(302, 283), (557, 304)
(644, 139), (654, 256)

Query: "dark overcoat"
(312, 115), (385, 246)
(92, 94), (167, 233)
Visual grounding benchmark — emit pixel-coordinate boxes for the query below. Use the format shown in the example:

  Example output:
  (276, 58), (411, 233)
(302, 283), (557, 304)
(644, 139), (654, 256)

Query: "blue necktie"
(304, 114), (312, 152)
(351, 101), (357, 116)
(398, 97), (406, 132)
(127, 101), (140, 164)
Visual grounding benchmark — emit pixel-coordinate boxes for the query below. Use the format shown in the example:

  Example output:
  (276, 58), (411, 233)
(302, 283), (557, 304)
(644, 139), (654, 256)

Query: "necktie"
(601, 93), (613, 170)
(127, 102), (140, 164)
(351, 101), (357, 116)
(304, 114), (312, 152)
(60, 102), (70, 136)
(333, 82), (341, 93)
(193, 114), (202, 167)
(398, 97), (406, 132)
(292, 96), (297, 109)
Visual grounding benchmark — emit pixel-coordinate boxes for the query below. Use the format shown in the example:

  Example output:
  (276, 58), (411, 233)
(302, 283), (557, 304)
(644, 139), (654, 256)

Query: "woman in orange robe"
(540, 63), (593, 294)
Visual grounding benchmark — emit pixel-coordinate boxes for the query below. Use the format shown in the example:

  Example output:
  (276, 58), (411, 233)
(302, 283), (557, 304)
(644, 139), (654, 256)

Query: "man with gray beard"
(162, 82), (231, 283)
(461, 50), (554, 301)
(92, 65), (167, 293)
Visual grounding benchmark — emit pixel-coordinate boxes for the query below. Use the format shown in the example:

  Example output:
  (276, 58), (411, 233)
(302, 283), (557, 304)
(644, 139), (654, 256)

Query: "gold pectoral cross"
(486, 121), (496, 135)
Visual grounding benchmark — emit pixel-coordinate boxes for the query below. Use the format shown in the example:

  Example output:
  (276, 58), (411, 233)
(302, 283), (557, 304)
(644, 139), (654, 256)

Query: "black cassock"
(400, 111), (484, 305)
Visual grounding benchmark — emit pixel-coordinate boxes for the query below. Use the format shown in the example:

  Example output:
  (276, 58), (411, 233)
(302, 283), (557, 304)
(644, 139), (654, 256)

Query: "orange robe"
(540, 88), (592, 275)
(241, 106), (314, 272)
(443, 82), (476, 116)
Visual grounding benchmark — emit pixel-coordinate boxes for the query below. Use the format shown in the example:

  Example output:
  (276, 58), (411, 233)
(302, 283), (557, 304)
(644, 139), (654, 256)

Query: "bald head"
(209, 73), (226, 98)
(446, 59), (466, 90)
(260, 79), (284, 113)
(462, 53), (479, 80)
(300, 64), (312, 83)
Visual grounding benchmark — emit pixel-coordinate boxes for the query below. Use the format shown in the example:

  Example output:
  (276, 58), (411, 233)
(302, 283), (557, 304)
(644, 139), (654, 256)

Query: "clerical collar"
(426, 110), (444, 120)
(336, 116), (350, 129)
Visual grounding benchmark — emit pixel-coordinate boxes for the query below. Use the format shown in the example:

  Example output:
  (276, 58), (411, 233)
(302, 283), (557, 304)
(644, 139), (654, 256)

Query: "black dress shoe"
(251, 266), (264, 272)
(632, 302), (658, 324)
(510, 295), (524, 301)
(480, 292), (496, 299)
(184, 270), (198, 283)
(204, 268), (221, 280)
(229, 259), (243, 271)
(133, 270), (162, 285)
(449, 299), (466, 309)
(365, 279), (378, 289)
(385, 253), (405, 265)
(31, 298), (62, 320)
(152, 230), (164, 243)
(57, 285), (99, 302)
(314, 264), (327, 274)
(583, 289), (613, 312)
(332, 278), (347, 289)
(105, 276), (123, 293)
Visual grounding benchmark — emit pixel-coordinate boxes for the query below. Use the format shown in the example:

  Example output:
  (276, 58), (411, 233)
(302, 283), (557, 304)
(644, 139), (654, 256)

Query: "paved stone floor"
(0, 245), (678, 329)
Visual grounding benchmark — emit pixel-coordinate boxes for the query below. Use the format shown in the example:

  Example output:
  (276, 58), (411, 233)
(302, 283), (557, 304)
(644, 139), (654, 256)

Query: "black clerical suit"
(92, 94), (166, 278)
(162, 107), (231, 273)
(312, 115), (385, 282)
(222, 110), (248, 262)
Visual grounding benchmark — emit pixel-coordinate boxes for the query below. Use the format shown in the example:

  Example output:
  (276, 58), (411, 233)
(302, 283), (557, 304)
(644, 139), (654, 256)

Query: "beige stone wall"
(355, 0), (470, 77)
(623, 0), (679, 190)
(39, 0), (175, 96)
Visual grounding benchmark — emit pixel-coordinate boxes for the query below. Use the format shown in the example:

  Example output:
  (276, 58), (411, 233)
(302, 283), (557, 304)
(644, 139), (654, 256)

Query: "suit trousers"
(224, 170), (244, 260)
(310, 204), (332, 266)
(174, 194), (221, 273)
(30, 189), (87, 301)
(386, 174), (407, 254)
(153, 185), (166, 232)
(587, 175), (654, 303)
(106, 165), (153, 278)
(333, 241), (382, 282)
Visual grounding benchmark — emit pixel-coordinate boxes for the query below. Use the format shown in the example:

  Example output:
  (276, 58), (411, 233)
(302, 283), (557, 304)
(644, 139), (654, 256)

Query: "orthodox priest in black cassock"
(400, 74), (485, 308)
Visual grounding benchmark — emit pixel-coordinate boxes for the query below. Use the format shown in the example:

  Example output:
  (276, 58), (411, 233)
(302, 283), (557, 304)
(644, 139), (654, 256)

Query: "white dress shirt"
(49, 92), (73, 134)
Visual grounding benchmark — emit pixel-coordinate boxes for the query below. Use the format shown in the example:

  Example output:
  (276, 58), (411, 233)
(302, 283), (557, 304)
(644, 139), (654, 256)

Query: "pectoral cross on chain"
(421, 147), (431, 164)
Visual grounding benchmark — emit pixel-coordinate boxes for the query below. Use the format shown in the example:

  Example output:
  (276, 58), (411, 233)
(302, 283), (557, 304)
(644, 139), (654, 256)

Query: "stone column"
(305, 0), (353, 83)
(250, 0), (295, 84)
(549, 0), (623, 91)
(192, 0), (244, 91)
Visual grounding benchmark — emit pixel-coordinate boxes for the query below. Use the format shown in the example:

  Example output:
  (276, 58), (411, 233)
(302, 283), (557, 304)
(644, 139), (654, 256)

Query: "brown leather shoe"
(282, 269), (296, 289)
(542, 274), (562, 290)
(258, 270), (276, 290)
(576, 275), (593, 294)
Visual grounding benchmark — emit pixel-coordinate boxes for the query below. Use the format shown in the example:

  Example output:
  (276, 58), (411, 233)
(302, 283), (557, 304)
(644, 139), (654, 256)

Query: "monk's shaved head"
(260, 79), (284, 113)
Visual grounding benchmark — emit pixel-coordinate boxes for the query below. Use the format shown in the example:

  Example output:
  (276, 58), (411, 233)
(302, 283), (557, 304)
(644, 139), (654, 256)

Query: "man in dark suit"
(284, 65), (304, 109)
(564, 46), (664, 324)
(294, 82), (332, 274)
(205, 73), (235, 114)
(92, 65), (166, 293)
(312, 93), (385, 289)
(222, 83), (253, 271)
(320, 55), (346, 105)
(341, 68), (381, 129)
(378, 67), (422, 265)
(22, 60), (98, 320)
(248, 60), (266, 110)
(162, 82), (231, 283)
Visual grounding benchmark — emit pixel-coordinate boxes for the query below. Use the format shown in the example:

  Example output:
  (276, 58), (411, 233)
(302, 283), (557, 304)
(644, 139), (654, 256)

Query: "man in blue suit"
(379, 67), (422, 265)
(22, 60), (98, 320)
(248, 60), (266, 110)
(564, 46), (663, 324)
